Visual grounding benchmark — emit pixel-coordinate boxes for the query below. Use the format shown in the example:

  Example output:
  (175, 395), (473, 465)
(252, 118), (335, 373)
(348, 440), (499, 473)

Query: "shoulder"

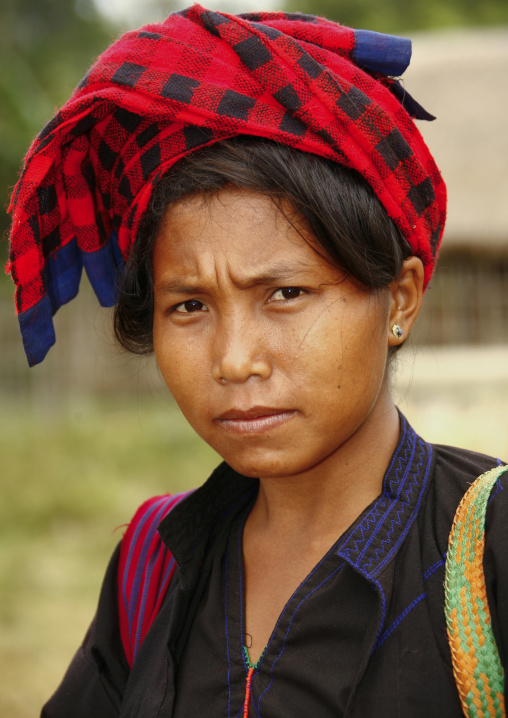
(432, 442), (502, 483)
(118, 492), (194, 582)
(418, 442), (504, 547)
(121, 493), (192, 547)
(429, 444), (508, 542)
(417, 440), (508, 555)
(430, 442), (502, 504)
(429, 446), (508, 667)
(118, 492), (194, 667)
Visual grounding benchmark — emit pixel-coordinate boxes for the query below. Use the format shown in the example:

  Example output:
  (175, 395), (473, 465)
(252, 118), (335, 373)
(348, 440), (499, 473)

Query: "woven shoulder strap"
(445, 464), (508, 718)
(118, 491), (193, 667)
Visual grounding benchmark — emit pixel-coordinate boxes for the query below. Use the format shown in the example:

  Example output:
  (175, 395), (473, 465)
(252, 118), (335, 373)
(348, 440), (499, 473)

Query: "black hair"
(114, 136), (411, 354)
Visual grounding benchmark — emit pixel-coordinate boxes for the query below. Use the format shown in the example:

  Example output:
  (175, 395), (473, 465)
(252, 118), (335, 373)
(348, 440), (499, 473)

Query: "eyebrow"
(154, 263), (316, 296)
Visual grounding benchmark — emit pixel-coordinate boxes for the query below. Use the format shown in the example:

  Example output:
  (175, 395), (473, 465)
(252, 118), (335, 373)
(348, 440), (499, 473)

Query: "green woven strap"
(445, 464), (507, 718)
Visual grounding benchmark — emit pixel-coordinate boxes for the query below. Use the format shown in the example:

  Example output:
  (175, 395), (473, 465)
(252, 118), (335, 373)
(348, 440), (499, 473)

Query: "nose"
(212, 315), (272, 385)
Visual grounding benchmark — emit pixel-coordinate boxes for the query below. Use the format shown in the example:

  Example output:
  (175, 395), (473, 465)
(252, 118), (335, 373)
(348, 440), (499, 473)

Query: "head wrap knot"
(7, 3), (446, 366)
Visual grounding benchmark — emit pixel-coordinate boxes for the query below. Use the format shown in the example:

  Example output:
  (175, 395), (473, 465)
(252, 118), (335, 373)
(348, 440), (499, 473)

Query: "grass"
(0, 395), (219, 718)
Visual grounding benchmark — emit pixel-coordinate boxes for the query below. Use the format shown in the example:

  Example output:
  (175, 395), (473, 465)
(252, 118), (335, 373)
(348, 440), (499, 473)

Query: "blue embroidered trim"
(338, 417), (434, 579)
(489, 478), (503, 504)
(256, 562), (345, 714)
(235, 508), (348, 715)
(373, 592), (426, 652)
(373, 554), (447, 652)
(336, 418), (411, 567)
(236, 507), (264, 718)
(488, 465), (504, 504)
(368, 577), (388, 653)
(224, 547), (233, 718)
(237, 510), (248, 674)
(366, 440), (433, 577)
(355, 426), (418, 566)
(248, 542), (345, 678)
(423, 556), (446, 582)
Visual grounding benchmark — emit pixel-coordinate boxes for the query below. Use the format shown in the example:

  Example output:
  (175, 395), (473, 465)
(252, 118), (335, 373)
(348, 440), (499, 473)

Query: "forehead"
(152, 187), (335, 286)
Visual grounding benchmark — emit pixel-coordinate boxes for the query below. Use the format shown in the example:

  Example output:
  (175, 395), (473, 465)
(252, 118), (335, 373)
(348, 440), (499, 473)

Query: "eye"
(172, 299), (208, 313)
(269, 287), (305, 302)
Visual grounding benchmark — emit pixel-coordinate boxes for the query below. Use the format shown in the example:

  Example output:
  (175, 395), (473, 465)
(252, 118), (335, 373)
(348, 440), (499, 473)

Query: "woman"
(7, 6), (506, 717)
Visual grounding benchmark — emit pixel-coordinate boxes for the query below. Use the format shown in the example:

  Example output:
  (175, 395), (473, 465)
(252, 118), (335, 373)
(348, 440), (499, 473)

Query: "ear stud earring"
(392, 324), (403, 339)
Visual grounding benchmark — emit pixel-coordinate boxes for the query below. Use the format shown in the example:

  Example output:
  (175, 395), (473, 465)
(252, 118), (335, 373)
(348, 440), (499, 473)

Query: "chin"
(222, 448), (308, 480)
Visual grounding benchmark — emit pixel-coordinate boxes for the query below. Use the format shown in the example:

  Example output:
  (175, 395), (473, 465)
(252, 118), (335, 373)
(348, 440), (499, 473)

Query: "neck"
(246, 393), (400, 546)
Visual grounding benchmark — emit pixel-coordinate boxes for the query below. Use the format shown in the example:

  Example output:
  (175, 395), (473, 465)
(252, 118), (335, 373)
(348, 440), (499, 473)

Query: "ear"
(387, 256), (424, 347)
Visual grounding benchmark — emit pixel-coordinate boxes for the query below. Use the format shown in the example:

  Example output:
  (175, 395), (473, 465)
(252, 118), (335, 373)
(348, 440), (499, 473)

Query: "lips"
(214, 407), (297, 434)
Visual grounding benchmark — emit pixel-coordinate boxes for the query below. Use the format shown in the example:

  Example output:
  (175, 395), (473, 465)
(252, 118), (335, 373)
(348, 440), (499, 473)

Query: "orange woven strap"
(445, 464), (507, 718)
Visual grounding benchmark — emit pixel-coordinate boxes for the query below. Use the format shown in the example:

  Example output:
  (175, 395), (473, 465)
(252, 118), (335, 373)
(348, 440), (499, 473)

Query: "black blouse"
(173, 497), (379, 717)
(42, 415), (508, 718)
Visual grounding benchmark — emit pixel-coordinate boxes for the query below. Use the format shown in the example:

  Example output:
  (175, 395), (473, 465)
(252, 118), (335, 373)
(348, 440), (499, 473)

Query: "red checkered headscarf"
(7, 4), (446, 366)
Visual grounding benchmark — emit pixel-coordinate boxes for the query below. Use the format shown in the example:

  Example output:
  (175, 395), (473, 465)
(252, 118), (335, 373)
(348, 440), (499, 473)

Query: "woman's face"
(152, 187), (395, 481)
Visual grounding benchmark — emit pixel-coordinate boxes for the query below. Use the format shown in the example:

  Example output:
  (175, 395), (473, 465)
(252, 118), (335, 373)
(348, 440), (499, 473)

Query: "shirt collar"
(336, 413), (433, 578)
(158, 413), (434, 575)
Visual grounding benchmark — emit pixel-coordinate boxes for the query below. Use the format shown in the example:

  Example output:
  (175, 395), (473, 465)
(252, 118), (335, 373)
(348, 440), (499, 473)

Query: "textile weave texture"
(6, 4), (446, 365)
(118, 492), (193, 668)
(445, 464), (507, 718)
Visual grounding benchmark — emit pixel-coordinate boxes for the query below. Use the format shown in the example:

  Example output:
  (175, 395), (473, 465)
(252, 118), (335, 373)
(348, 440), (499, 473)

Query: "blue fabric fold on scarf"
(82, 232), (124, 307)
(18, 232), (124, 366)
(18, 296), (56, 367)
(353, 30), (434, 120)
(353, 29), (411, 77)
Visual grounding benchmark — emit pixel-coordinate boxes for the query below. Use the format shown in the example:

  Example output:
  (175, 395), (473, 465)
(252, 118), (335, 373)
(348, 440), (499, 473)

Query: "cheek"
(153, 323), (205, 405)
(294, 300), (388, 396)
(341, 323), (389, 402)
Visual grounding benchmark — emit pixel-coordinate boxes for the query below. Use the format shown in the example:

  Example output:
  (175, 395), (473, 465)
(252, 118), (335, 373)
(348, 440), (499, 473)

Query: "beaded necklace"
(242, 645), (265, 718)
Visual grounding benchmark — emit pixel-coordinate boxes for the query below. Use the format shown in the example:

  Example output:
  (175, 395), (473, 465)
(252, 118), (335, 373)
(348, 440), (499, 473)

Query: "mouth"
(214, 407), (297, 434)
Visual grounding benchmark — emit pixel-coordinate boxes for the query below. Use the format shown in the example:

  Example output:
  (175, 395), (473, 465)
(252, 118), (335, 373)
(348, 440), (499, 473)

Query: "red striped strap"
(118, 492), (193, 667)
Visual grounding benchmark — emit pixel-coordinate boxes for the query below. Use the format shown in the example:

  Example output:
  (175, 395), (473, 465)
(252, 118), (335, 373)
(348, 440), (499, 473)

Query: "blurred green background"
(1, 1), (508, 716)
